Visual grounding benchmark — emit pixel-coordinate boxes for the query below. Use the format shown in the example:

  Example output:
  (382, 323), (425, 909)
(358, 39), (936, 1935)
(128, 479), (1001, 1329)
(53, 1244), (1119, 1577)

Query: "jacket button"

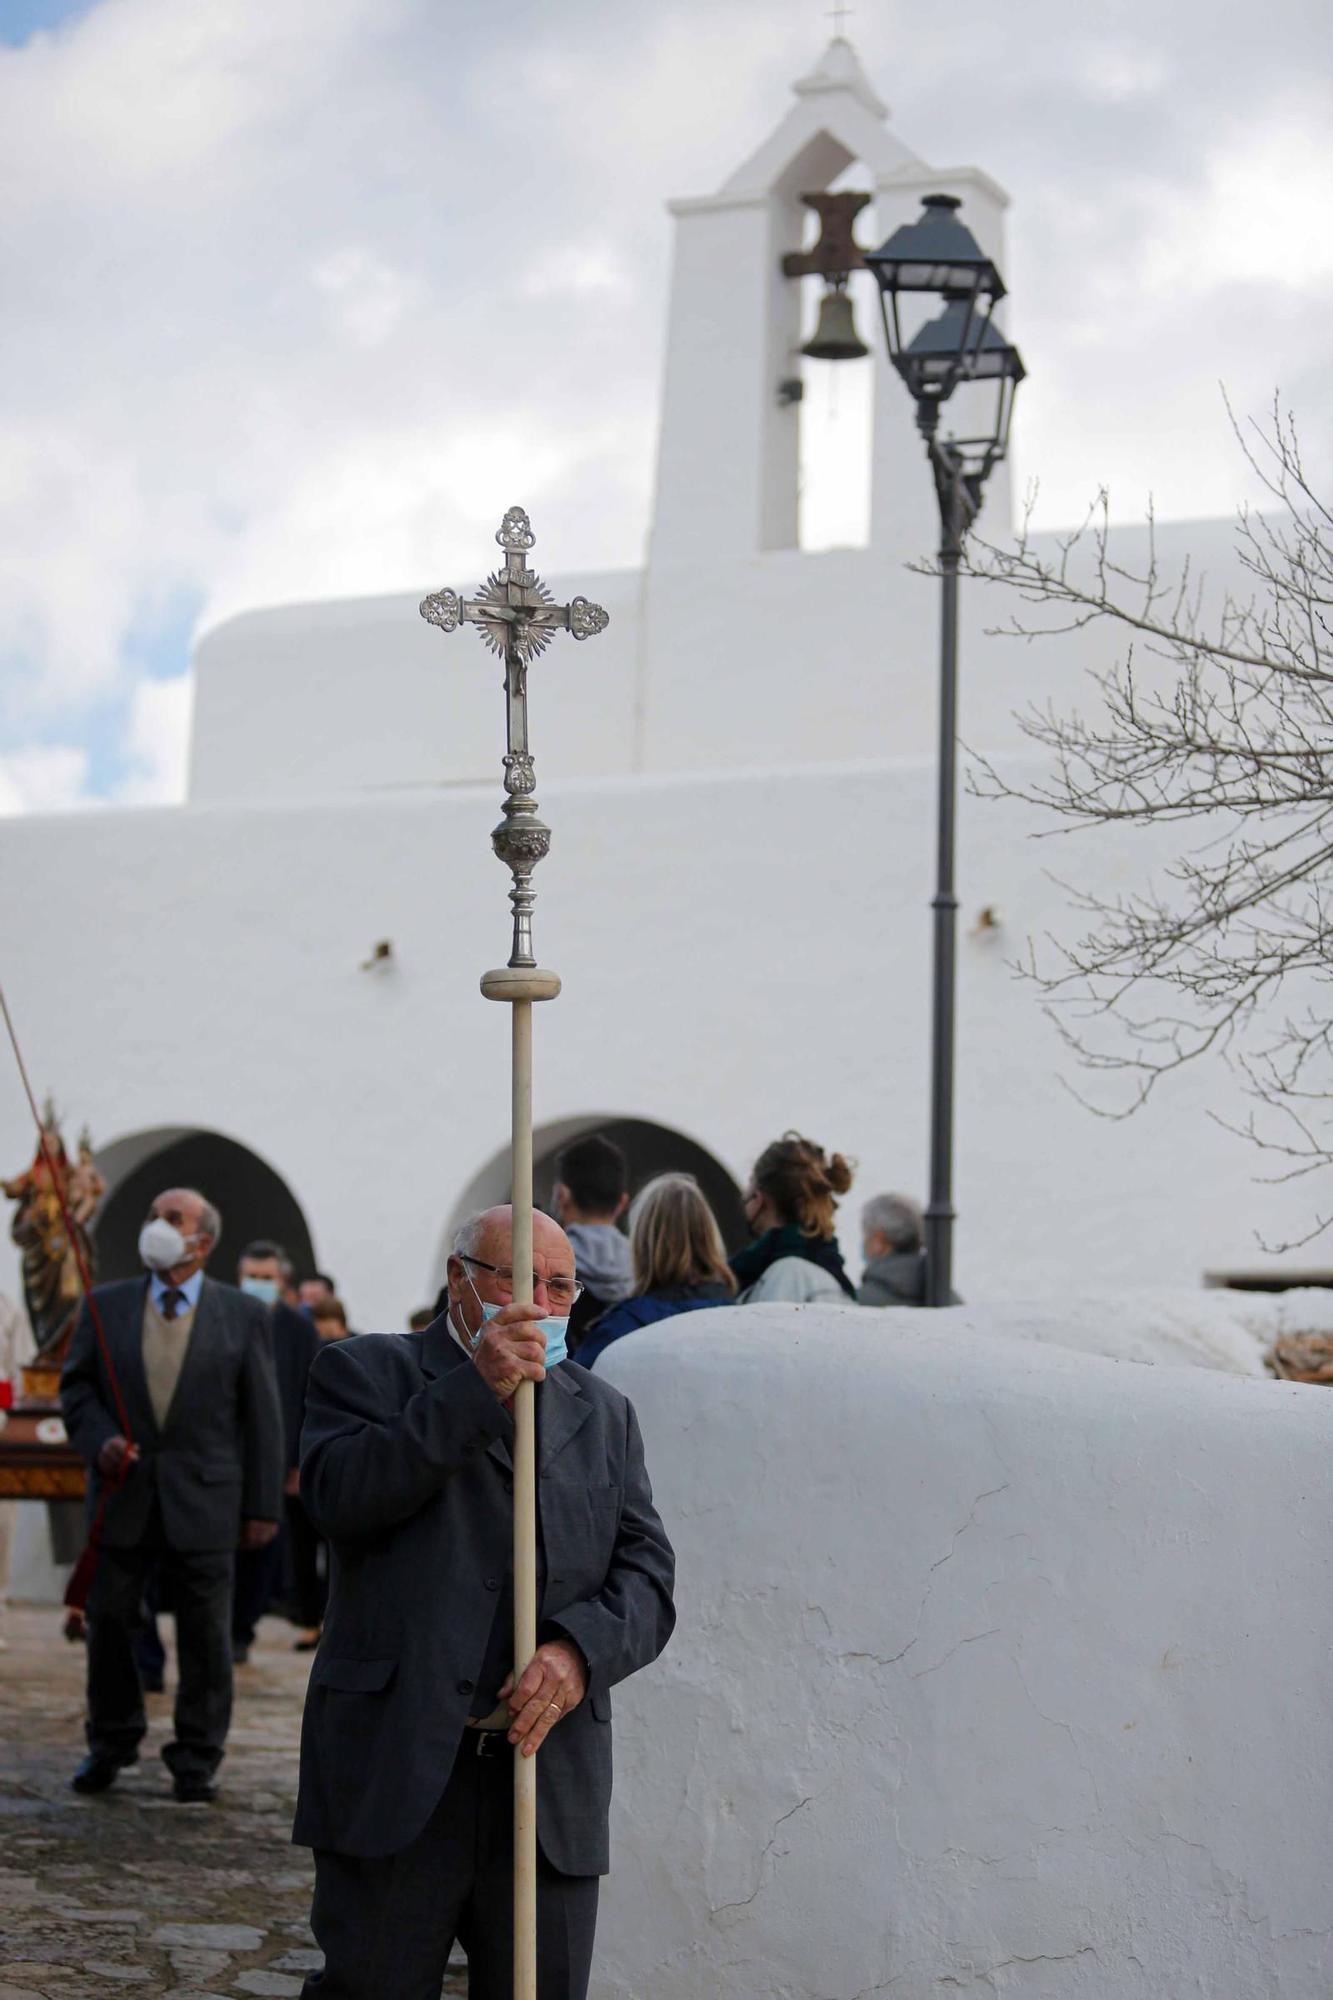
(484, 1576), (500, 1592)
(503, 1478), (513, 1494)
(456, 1679), (474, 1696)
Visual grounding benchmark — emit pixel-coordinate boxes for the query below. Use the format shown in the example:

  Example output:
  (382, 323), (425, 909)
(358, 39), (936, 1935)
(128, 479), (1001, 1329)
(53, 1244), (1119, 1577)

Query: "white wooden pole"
(510, 995), (538, 2000)
(481, 965), (560, 2000)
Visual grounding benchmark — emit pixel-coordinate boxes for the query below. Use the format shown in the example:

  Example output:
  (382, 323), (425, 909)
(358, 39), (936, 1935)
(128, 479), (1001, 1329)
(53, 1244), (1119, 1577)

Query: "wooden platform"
(0, 1358), (86, 1501)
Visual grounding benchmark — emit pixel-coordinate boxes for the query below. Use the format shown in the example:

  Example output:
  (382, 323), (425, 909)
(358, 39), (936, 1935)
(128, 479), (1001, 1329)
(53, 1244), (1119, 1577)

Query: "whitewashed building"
(7, 50), (1332, 1993)
(2, 40), (1281, 1341)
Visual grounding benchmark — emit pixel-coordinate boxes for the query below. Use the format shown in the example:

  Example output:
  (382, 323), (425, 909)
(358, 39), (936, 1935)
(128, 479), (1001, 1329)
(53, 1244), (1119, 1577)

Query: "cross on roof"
(825, 0), (853, 36)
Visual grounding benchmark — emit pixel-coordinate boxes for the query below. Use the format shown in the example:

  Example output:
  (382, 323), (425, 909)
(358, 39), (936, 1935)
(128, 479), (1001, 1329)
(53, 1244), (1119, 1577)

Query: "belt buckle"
(475, 1729), (506, 1759)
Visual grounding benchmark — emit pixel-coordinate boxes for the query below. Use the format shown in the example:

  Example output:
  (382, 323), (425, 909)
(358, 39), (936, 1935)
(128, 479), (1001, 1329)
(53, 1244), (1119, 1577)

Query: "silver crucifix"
(419, 505), (609, 969)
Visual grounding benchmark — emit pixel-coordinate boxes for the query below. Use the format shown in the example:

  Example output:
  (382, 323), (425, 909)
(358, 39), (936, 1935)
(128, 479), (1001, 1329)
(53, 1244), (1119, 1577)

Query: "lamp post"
(865, 193), (1025, 1307)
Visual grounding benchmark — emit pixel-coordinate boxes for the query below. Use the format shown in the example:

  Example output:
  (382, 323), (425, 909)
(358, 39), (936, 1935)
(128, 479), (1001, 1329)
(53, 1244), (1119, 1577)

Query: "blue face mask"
(241, 1276), (280, 1307)
(466, 1284), (568, 1369)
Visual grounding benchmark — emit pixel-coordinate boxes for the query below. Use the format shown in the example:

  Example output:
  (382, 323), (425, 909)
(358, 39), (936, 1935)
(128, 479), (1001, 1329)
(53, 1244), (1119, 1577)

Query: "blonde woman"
(579, 1173), (736, 1371)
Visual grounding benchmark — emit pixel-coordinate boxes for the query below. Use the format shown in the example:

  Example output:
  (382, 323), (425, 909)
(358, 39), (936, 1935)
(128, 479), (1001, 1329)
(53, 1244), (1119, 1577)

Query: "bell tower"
(646, 38), (1013, 570)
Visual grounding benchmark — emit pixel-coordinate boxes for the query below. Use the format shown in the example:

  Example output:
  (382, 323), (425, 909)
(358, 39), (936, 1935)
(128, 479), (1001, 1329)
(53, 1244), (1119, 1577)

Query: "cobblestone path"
(0, 1603), (466, 1999)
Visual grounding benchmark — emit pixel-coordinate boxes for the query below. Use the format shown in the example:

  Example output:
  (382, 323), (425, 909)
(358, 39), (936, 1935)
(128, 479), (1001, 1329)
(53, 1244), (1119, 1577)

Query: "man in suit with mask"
(293, 1204), (675, 2000)
(61, 1185), (283, 1802)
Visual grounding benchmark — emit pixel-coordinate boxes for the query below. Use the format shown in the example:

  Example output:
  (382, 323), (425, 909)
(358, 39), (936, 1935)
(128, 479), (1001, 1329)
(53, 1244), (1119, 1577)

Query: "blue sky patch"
(0, 0), (96, 46)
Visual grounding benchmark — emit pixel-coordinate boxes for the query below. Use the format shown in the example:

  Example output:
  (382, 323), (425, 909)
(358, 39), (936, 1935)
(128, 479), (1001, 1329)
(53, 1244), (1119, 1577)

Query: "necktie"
(160, 1288), (185, 1321)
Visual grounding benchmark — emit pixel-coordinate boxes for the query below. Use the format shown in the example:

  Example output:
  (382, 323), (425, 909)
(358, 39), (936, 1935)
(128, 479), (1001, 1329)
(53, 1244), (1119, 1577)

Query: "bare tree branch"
(947, 401), (1333, 1231)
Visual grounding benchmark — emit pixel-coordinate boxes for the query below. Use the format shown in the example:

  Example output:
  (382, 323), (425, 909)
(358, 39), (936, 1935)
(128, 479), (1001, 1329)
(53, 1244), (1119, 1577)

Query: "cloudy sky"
(2, 0), (1330, 813)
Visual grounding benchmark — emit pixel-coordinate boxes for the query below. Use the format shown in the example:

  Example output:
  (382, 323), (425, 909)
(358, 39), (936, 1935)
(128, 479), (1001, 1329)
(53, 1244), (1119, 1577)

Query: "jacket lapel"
(417, 1318), (591, 1473)
(539, 1364), (592, 1473)
(118, 1278), (159, 1444)
(418, 1314), (464, 1382)
(418, 1313), (513, 1471)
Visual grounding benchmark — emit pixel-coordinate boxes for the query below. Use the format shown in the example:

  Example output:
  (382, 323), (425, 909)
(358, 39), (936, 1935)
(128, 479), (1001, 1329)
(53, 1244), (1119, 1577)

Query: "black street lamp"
(865, 193), (1026, 1307)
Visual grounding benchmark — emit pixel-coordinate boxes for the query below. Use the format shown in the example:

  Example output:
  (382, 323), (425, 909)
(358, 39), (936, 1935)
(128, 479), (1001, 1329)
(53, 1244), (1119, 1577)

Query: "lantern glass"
(894, 298), (1025, 472)
(864, 193), (1004, 308)
(896, 297), (1025, 401)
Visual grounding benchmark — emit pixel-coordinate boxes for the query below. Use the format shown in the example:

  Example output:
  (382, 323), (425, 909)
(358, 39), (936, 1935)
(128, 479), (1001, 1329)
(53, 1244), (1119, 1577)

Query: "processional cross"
(419, 506), (608, 2000)
(420, 504), (608, 970)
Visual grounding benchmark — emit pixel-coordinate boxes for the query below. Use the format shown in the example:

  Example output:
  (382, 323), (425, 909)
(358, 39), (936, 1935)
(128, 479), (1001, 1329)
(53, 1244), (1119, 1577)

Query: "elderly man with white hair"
(61, 1184), (284, 1802)
(857, 1191), (936, 1308)
(292, 1202), (675, 2000)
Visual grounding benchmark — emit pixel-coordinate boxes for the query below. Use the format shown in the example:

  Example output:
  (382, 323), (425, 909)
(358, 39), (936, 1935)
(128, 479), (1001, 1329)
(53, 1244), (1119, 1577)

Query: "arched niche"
(91, 1126), (318, 1285)
(431, 1115), (746, 1298)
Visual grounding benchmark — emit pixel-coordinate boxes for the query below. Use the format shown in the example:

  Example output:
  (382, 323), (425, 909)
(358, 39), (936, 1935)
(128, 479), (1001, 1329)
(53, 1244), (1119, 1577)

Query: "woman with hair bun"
(729, 1131), (857, 1304)
(578, 1173), (736, 1371)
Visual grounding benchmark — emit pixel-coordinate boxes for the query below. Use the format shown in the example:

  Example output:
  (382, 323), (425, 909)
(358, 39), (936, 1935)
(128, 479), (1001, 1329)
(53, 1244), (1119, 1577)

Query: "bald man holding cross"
(292, 1203), (675, 1999)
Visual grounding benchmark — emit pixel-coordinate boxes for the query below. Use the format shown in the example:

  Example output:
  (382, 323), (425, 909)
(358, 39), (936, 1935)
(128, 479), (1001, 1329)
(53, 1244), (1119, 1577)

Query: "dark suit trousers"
(302, 1736), (599, 2000)
(285, 1492), (326, 1629)
(232, 1534), (283, 1647)
(88, 1525), (233, 1783)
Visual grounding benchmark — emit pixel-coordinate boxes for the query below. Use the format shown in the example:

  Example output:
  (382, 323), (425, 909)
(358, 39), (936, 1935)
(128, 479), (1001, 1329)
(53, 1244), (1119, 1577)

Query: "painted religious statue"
(2, 1107), (104, 1364)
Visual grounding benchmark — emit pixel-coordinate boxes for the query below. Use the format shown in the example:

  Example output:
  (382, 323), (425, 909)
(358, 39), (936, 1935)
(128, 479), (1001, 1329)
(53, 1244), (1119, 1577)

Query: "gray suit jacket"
(292, 1319), (676, 1872)
(61, 1275), (284, 1552)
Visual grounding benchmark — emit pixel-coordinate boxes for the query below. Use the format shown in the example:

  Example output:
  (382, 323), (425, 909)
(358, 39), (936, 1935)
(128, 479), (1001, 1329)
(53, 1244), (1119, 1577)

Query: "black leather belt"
(468, 1728), (507, 1758)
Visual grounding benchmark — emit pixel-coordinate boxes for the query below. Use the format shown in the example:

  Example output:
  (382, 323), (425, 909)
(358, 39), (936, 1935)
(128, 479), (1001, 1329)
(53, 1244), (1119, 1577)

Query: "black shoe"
(172, 1774), (218, 1804)
(140, 1670), (165, 1694)
(71, 1748), (138, 1794)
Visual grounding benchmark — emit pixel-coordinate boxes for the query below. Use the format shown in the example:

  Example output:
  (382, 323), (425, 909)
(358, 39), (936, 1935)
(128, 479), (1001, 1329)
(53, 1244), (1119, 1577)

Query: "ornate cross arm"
(418, 506), (609, 969)
(419, 505), (608, 662)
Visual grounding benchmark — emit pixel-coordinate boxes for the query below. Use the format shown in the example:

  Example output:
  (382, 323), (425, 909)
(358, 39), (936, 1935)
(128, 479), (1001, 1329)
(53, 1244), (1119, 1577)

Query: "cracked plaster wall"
(591, 1306), (1333, 1998)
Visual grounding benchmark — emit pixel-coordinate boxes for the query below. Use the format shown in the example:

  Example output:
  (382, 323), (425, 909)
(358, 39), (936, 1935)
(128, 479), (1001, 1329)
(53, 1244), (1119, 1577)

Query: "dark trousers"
(303, 1735), (599, 2000)
(132, 1562), (166, 1685)
(286, 1493), (325, 1629)
(87, 1535), (233, 1783)
(232, 1533), (282, 1648)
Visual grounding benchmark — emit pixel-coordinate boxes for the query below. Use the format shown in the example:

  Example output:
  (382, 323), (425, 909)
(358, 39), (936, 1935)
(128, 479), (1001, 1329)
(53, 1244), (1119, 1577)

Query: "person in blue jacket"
(578, 1174), (736, 1371)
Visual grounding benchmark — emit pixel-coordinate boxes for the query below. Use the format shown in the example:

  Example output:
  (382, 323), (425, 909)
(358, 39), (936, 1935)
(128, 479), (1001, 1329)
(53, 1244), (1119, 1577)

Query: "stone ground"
(0, 1603), (467, 1999)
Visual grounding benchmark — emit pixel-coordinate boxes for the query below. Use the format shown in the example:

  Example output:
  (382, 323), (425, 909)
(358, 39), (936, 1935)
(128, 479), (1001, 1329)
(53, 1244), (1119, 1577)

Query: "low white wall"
(594, 1306), (1333, 1998)
(915, 1286), (1333, 1379)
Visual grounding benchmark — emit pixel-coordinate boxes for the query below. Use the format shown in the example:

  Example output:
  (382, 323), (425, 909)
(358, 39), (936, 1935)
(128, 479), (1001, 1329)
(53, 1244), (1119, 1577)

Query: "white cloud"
(0, 746), (90, 816)
(1077, 42), (1170, 102)
(520, 243), (632, 303)
(312, 247), (417, 348)
(1145, 100), (1333, 291)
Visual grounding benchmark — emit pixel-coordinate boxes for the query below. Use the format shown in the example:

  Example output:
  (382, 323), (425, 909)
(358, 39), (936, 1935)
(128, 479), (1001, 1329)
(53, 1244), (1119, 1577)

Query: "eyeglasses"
(460, 1256), (583, 1309)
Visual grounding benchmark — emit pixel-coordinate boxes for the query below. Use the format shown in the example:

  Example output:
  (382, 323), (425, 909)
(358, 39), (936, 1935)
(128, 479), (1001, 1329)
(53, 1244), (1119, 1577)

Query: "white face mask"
(138, 1217), (193, 1273)
(453, 1272), (569, 1368)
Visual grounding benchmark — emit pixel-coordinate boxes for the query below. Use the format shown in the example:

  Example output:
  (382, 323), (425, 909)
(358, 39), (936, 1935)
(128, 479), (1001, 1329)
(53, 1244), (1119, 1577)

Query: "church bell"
(801, 280), (869, 362)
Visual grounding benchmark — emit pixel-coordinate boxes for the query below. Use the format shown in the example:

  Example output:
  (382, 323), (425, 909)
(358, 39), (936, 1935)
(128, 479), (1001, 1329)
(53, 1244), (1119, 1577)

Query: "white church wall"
(184, 513), (1245, 810)
(0, 750), (1314, 1353)
(187, 563), (644, 805)
(10, 1502), (67, 1604)
(592, 1308), (1333, 1998)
